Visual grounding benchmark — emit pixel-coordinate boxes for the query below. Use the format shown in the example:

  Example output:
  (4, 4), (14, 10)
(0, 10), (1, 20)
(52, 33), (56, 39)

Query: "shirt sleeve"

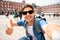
(17, 20), (25, 26)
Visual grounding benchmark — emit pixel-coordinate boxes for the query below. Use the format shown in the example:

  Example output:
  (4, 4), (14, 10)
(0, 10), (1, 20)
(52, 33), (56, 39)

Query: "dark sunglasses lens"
(22, 12), (27, 15)
(29, 10), (34, 14)
(22, 10), (34, 15)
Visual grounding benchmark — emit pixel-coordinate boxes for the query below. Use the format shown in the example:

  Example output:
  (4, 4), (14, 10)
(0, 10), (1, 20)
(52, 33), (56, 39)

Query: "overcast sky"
(5, 0), (60, 6)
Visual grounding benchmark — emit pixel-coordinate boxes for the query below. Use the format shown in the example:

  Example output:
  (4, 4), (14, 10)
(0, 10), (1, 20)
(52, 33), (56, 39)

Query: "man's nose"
(27, 12), (29, 15)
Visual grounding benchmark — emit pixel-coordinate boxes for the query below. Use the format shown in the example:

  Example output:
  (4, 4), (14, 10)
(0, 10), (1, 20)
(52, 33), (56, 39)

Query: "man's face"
(22, 7), (34, 22)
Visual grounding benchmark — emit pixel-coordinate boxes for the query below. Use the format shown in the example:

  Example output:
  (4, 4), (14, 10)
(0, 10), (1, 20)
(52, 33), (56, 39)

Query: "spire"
(22, 0), (26, 8)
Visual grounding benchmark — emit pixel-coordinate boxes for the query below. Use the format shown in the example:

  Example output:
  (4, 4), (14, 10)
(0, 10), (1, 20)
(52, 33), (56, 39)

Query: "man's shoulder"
(17, 20), (25, 26)
(18, 19), (25, 22)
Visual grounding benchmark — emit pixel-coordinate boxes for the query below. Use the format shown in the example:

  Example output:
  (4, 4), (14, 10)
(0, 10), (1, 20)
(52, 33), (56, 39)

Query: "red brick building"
(41, 4), (60, 14)
(0, 0), (60, 15)
(0, 0), (26, 14)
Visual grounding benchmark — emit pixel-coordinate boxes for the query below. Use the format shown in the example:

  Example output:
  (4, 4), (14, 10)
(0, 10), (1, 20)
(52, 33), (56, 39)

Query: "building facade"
(0, 0), (26, 14)
(0, 0), (60, 15)
(41, 4), (60, 14)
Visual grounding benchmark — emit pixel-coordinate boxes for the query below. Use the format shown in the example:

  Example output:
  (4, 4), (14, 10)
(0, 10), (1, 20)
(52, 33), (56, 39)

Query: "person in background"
(18, 11), (22, 20)
(13, 10), (18, 21)
(5, 11), (9, 18)
(13, 10), (17, 18)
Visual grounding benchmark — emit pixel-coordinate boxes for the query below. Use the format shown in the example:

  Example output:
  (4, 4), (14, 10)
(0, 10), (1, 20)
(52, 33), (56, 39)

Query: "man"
(6, 5), (60, 40)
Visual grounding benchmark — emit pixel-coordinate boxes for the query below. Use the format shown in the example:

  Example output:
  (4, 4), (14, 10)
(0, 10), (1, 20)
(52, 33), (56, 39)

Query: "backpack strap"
(34, 18), (45, 40)
(34, 17), (45, 33)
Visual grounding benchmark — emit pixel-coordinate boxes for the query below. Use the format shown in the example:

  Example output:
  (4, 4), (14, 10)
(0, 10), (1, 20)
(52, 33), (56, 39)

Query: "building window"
(13, 3), (14, 5)
(5, 2), (6, 4)
(1, 1), (3, 4)
(5, 5), (6, 7)
(18, 7), (20, 9)
(8, 2), (9, 5)
(8, 5), (9, 8)
(16, 6), (17, 8)
(13, 6), (14, 8)
(2, 8), (3, 10)
(1, 5), (3, 7)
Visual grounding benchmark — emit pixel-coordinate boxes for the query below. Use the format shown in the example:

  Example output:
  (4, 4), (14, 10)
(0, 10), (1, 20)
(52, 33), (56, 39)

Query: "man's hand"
(44, 24), (60, 40)
(5, 19), (13, 35)
(5, 19), (17, 35)
(6, 27), (13, 35)
(10, 19), (14, 27)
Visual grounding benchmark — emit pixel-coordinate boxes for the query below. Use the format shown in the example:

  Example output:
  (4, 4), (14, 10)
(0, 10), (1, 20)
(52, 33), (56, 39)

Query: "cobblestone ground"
(0, 15), (60, 40)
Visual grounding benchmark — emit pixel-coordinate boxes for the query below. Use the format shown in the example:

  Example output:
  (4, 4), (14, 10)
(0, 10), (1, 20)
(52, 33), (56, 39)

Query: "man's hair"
(21, 4), (34, 12)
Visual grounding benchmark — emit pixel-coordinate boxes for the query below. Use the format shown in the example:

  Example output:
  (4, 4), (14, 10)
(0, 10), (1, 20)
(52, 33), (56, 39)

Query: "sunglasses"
(22, 10), (34, 15)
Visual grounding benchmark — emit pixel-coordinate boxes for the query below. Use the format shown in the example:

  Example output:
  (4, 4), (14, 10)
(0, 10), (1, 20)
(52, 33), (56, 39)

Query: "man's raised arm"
(5, 19), (17, 35)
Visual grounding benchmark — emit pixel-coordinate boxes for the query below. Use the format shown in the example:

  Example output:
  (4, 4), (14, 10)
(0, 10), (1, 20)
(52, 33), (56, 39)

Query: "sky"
(5, 0), (60, 6)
